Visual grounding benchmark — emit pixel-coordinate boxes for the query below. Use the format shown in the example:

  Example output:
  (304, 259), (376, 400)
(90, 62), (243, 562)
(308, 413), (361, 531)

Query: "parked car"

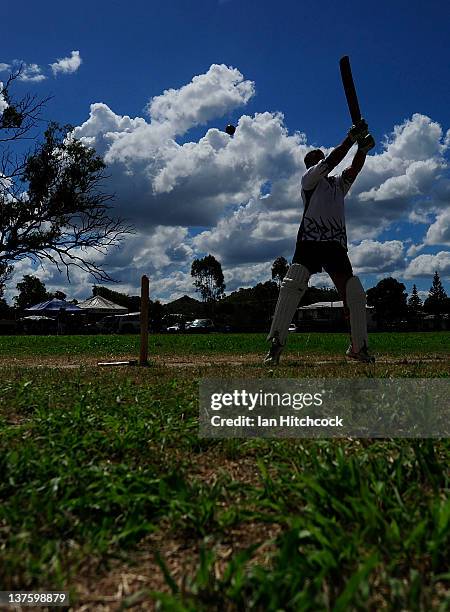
(95, 312), (142, 334)
(166, 323), (182, 333)
(116, 312), (141, 334)
(186, 318), (215, 333)
(288, 323), (298, 333)
(215, 324), (233, 333)
(95, 315), (120, 334)
(20, 315), (57, 335)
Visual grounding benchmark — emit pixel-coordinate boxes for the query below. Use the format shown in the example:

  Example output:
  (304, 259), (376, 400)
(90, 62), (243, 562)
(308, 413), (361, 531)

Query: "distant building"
(296, 300), (376, 331)
(77, 295), (128, 315)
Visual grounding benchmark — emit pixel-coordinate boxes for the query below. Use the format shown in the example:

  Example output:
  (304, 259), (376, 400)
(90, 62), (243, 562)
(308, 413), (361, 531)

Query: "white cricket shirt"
(298, 159), (353, 249)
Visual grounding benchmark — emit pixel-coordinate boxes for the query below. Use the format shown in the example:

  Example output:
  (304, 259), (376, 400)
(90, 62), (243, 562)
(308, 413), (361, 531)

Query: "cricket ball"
(225, 124), (236, 136)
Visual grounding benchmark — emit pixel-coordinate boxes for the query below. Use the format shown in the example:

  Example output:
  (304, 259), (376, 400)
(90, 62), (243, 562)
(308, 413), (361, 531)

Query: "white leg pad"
(267, 264), (310, 345)
(346, 276), (368, 352)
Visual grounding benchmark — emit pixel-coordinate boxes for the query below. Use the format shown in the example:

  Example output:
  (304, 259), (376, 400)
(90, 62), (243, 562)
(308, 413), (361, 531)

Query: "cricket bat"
(339, 56), (362, 124)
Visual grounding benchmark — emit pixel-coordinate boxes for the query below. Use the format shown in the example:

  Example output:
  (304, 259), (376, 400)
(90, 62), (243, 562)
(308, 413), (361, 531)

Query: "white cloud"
(408, 209), (434, 224)
(404, 252), (450, 279)
(349, 240), (405, 274)
(50, 50), (82, 76)
(5, 66), (449, 303)
(0, 82), (8, 112)
(358, 159), (440, 202)
(4, 259), (53, 303)
(0, 63), (10, 72)
(223, 261), (272, 291)
(150, 270), (196, 303)
(382, 114), (445, 160)
(18, 63), (46, 82)
(424, 209), (450, 246)
(147, 63), (254, 137)
(72, 66), (265, 227)
(193, 197), (299, 265)
(72, 73), (448, 254)
(406, 243), (425, 258)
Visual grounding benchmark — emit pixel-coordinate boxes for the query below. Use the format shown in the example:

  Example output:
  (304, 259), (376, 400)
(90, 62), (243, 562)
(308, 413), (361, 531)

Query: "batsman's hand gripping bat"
(339, 55), (362, 124)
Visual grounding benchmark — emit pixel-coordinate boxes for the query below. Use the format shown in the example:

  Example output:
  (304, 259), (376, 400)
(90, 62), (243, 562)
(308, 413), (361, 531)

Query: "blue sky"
(2, 0), (449, 302)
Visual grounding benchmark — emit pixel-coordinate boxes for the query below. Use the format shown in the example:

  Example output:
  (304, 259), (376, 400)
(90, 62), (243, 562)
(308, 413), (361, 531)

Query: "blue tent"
(26, 298), (81, 312)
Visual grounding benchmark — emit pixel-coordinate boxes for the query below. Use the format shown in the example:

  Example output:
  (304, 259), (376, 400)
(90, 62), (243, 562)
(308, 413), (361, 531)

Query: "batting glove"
(348, 118), (369, 143)
(357, 133), (375, 154)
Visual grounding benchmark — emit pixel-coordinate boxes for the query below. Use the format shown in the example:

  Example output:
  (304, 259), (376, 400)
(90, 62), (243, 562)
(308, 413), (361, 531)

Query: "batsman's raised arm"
(341, 132), (375, 186)
(302, 119), (370, 190)
(324, 118), (369, 171)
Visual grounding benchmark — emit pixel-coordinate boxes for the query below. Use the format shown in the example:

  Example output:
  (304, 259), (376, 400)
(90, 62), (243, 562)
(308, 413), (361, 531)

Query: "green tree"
(215, 281), (278, 332)
(271, 256), (289, 288)
(1, 71), (132, 281)
(423, 271), (449, 315)
(93, 286), (129, 308)
(191, 255), (225, 302)
(302, 285), (339, 306)
(367, 277), (408, 325)
(150, 300), (164, 332)
(52, 290), (67, 300)
(92, 285), (140, 311)
(407, 284), (423, 313)
(0, 262), (12, 298)
(14, 274), (50, 310)
(1, 67), (50, 139)
(0, 263), (12, 317)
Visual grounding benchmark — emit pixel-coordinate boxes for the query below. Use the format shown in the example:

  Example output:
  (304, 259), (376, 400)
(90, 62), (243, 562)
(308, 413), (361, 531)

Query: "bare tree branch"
(1, 78), (134, 282)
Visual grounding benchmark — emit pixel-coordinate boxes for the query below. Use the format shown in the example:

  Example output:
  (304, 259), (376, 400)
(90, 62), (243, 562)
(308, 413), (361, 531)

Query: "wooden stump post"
(140, 275), (149, 366)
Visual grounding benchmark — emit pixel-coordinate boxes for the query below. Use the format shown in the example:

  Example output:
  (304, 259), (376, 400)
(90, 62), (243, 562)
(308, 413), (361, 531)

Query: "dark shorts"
(292, 240), (353, 276)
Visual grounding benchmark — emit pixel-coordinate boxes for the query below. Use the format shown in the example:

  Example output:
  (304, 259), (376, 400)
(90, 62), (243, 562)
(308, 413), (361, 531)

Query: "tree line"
(190, 254), (449, 329)
(1, 256), (448, 332)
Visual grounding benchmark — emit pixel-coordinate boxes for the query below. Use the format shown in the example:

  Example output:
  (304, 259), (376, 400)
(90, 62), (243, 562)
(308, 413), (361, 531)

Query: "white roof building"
(77, 296), (128, 314)
(296, 300), (376, 329)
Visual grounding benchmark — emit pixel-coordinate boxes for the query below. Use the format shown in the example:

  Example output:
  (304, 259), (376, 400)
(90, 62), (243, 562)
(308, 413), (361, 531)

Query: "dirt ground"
(0, 352), (448, 370)
(72, 450), (281, 611)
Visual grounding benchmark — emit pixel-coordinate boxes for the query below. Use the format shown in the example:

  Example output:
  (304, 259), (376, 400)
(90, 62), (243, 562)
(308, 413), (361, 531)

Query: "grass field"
(0, 333), (449, 610)
(0, 331), (448, 359)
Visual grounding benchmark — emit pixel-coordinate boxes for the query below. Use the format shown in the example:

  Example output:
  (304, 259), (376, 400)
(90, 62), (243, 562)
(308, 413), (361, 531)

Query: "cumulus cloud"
(147, 63), (254, 137)
(406, 243), (425, 258)
(424, 209), (450, 246)
(4, 259), (53, 303)
(193, 197), (299, 265)
(348, 240), (405, 274)
(0, 63), (10, 72)
(382, 113), (445, 160)
(5, 65), (449, 302)
(50, 50), (82, 76)
(72, 65), (265, 227)
(404, 252), (450, 279)
(79, 83), (449, 295)
(358, 159), (440, 202)
(73, 85), (449, 266)
(149, 270), (196, 303)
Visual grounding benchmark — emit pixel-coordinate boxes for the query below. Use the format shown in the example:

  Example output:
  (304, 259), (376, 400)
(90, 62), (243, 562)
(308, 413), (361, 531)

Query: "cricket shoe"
(345, 344), (375, 364)
(264, 337), (284, 366)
